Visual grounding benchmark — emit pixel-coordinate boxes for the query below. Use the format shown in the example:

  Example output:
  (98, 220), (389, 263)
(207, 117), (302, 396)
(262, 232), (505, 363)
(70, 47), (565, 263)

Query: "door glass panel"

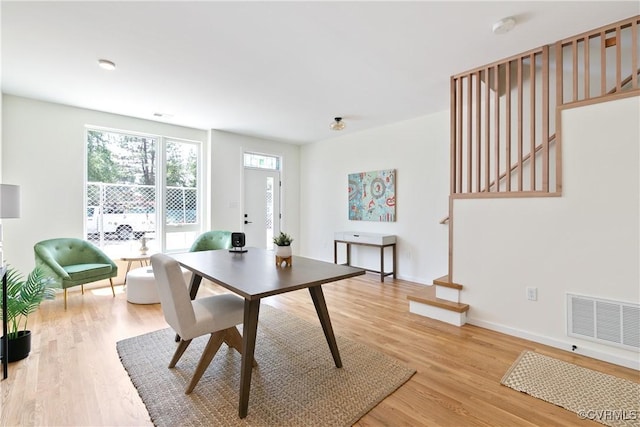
(266, 177), (274, 249)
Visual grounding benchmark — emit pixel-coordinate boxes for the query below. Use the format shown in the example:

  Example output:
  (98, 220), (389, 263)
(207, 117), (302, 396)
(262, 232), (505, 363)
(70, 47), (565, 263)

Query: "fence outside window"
(86, 182), (197, 246)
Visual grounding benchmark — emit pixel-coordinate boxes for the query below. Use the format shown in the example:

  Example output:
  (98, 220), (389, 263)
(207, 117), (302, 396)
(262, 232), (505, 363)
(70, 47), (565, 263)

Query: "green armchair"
(34, 238), (118, 309)
(189, 230), (232, 252)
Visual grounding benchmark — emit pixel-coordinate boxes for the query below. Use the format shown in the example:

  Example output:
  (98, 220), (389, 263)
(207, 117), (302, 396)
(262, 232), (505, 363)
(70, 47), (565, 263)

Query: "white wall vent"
(567, 294), (639, 350)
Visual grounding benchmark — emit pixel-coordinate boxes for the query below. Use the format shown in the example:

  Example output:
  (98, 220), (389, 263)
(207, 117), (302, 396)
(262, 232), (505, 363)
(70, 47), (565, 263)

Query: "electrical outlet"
(526, 287), (538, 301)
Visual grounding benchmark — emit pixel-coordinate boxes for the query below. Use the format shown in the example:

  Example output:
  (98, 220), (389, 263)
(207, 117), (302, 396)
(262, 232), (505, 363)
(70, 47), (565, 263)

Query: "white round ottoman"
(126, 266), (193, 304)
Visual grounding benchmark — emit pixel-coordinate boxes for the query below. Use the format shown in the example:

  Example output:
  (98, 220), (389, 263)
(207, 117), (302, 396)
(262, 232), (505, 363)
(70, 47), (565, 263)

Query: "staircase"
(407, 275), (469, 326)
(408, 16), (638, 328)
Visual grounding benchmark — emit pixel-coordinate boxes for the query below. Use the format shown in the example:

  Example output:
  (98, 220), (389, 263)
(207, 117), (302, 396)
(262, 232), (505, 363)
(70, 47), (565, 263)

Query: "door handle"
(244, 220), (252, 224)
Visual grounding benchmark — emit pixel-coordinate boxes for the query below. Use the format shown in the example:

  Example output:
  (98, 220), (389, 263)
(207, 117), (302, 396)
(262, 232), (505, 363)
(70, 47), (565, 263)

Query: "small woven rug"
(501, 350), (640, 427)
(117, 304), (415, 426)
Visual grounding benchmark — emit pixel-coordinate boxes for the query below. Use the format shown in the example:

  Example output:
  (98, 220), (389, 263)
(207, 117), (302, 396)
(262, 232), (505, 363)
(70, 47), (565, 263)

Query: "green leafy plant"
(1, 266), (56, 339)
(272, 232), (294, 246)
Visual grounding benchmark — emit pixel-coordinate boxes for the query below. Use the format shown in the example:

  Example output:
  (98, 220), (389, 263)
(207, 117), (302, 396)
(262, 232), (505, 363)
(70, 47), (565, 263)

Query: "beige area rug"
(501, 350), (640, 427)
(117, 304), (415, 426)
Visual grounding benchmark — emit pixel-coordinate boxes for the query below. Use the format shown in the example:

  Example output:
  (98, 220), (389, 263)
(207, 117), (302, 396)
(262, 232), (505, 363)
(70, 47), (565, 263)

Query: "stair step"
(407, 288), (469, 313)
(433, 275), (463, 290)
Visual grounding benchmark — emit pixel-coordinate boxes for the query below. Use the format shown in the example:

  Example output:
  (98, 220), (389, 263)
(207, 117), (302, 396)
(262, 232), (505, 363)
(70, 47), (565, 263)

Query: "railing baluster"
(457, 77), (463, 193)
(475, 71), (481, 192)
(494, 65), (500, 192)
(572, 39), (579, 101)
(601, 30), (606, 95)
(518, 57), (524, 192)
(542, 47), (550, 192)
(506, 61), (512, 192)
(556, 41), (564, 107)
(530, 54), (536, 191)
(485, 66), (490, 192)
(616, 26), (622, 92)
(585, 35), (590, 99)
(450, 77), (457, 195)
(467, 75), (473, 193)
(633, 20), (638, 89)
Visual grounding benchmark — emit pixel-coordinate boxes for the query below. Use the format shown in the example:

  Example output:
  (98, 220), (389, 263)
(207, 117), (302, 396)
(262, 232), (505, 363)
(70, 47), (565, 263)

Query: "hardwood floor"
(1, 274), (637, 426)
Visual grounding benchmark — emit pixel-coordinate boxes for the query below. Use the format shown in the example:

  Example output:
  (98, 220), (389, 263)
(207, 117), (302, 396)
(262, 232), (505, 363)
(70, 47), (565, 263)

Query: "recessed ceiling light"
(492, 17), (516, 35)
(97, 59), (116, 71)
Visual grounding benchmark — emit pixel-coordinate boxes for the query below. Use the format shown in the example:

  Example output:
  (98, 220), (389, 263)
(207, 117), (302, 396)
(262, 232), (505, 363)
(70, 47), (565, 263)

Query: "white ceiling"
(2, 1), (638, 144)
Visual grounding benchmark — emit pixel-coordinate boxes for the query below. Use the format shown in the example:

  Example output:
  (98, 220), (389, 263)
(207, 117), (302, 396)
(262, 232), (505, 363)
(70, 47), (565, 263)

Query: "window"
(85, 128), (202, 256)
(243, 152), (279, 170)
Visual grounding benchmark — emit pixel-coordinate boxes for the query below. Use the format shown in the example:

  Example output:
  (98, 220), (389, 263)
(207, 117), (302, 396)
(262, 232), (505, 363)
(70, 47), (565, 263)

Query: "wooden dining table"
(169, 247), (365, 418)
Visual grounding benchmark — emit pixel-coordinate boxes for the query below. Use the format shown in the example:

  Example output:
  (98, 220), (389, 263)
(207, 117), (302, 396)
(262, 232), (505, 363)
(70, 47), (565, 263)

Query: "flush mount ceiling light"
(492, 17), (516, 35)
(97, 59), (116, 71)
(329, 117), (345, 131)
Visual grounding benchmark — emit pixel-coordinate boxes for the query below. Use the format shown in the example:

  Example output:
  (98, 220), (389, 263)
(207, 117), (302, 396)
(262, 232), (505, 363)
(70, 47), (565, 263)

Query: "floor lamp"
(1, 184), (21, 380)
(0, 184), (21, 264)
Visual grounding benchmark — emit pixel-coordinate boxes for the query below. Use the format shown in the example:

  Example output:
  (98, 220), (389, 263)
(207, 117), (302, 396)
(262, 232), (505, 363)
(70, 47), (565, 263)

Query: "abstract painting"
(348, 169), (396, 221)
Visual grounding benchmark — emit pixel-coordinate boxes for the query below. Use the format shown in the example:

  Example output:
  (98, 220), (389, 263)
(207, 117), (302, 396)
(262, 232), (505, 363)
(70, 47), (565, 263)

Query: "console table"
(334, 232), (396, 282)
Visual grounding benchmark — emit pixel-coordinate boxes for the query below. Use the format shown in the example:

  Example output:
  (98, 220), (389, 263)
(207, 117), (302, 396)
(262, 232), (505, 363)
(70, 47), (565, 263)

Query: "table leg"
(380, 246), (385, 282)
(308, 285), (342, 368)
(392, 243), (397, 279)
(188, 273), (203, 300)
(239, 299), (260, 418)
(124, 260), (133, 286)
(175, 273), (205, 342)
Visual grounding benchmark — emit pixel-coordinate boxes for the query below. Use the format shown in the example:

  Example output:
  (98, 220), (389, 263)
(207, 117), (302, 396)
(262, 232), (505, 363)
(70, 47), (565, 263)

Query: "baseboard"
(394, 273), (428, 285)
(467, 317), (640, 371)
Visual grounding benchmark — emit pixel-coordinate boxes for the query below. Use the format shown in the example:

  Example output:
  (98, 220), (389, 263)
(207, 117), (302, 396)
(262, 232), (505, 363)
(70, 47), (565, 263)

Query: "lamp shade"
(330, 117), (345, 131)
(0, 184), (21, 218)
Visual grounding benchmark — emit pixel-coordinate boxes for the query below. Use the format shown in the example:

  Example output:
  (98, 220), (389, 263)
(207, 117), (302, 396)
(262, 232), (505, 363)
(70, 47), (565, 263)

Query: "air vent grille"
(567, 294), (639, 350)
(622, 305), (640, 348)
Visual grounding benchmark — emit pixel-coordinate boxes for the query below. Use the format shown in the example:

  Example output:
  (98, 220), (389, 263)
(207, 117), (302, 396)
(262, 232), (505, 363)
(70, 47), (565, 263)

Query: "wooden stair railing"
(440, 65), (640, 224)
(440, 15), (639, 300)
(439, 133), (555, 224)
(449, 16), (639, 199)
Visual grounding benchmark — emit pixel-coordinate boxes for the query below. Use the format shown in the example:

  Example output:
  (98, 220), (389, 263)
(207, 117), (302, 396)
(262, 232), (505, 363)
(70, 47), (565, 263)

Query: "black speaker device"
(230, 232), (247, 253)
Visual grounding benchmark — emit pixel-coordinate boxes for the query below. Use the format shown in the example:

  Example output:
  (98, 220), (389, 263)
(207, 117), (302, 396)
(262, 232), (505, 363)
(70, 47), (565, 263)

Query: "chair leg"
(224, 326), (258, 367)
(169, 339), (192, 368)
(64, 289), (67, 310)
(109, 278), (115, 297)
(81, 284), (84, 295)
(185, 331), (225, 394)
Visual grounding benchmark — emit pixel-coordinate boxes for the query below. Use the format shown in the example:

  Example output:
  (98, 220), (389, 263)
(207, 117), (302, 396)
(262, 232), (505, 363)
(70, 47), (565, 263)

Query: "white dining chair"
(150, 253), (251, 394)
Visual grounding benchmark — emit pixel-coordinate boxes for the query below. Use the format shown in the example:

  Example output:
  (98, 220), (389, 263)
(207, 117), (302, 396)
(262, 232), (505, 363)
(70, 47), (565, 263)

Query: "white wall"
(2, 95), (207, 274)
(299, 112), (450, 283)
(453, 95), (640, 368)
(209, 130), (300, 250)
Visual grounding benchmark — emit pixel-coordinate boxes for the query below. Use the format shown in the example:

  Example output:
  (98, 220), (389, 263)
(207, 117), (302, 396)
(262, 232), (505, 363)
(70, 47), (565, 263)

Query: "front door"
(243, 168), (280, 249)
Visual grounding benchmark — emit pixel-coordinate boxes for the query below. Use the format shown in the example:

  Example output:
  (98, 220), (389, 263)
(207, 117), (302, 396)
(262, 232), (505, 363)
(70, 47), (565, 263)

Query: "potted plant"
(273, 232), (294, 261)
(2, 266), (56, 362)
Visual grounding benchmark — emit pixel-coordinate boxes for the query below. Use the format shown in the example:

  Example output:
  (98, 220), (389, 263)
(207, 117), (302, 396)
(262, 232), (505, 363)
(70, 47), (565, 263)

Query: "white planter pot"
(275, 245), (292, 257)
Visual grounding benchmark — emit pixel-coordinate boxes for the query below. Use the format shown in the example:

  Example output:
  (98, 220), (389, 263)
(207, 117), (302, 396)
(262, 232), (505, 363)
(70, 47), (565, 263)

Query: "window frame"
(84, 125), (205, 256)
